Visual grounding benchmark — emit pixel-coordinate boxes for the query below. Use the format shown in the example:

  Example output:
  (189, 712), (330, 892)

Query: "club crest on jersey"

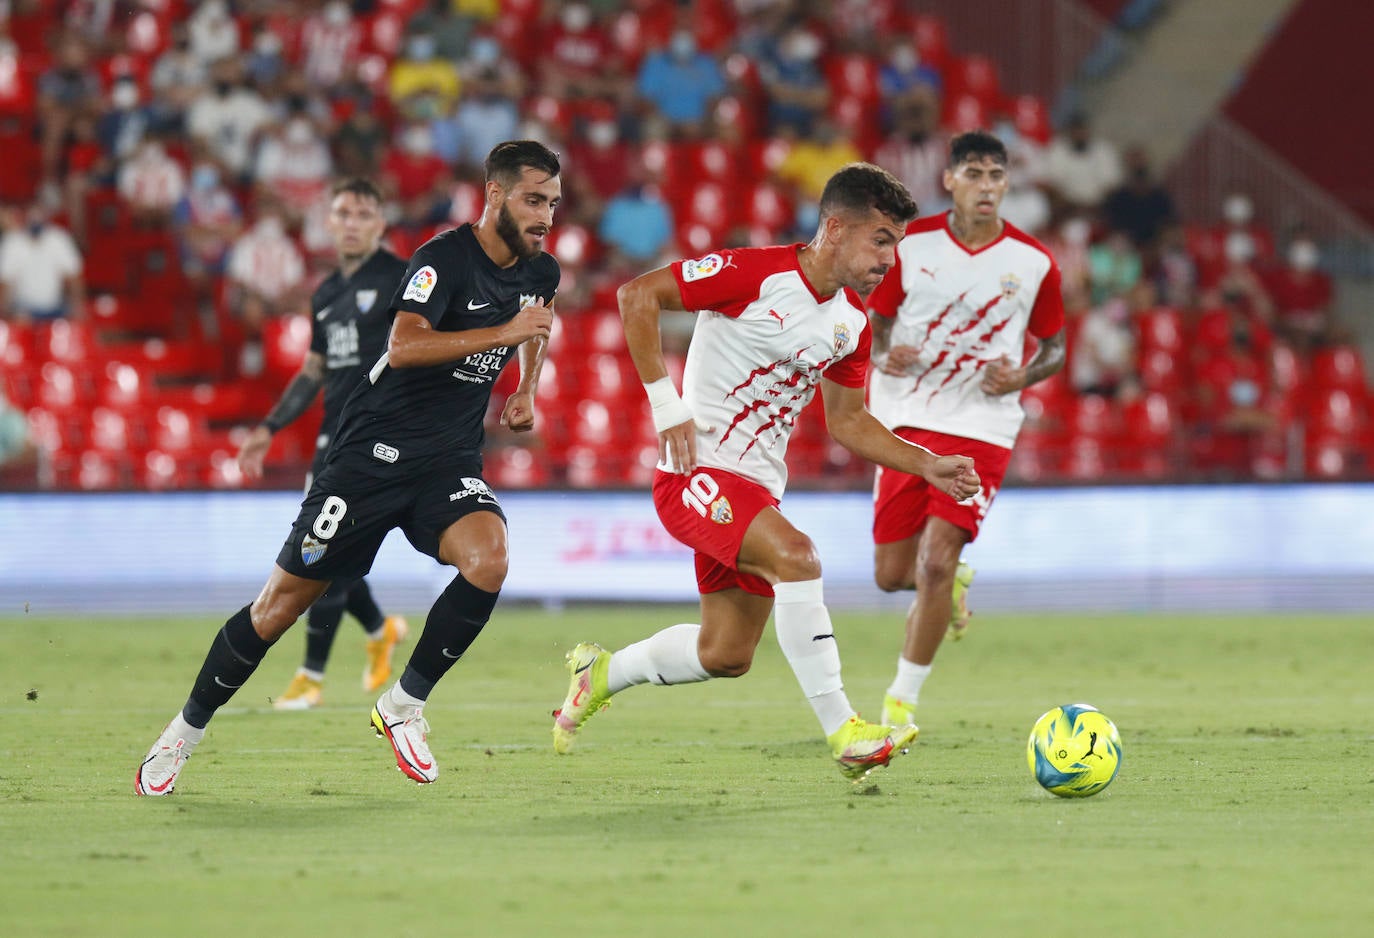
(682, 253), (725, 282)
(301, 534), (328, 565)
(709, 496), (734, 525)
(402, 265), (438, 302)
(519, 293), (539, 310)
(356, 289), (377, 314)
(833, 322), (852, 355)
(1000, 273), (1022, 299)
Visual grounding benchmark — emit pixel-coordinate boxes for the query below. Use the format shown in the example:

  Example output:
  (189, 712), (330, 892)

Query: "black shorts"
(276, 443), (505, 581)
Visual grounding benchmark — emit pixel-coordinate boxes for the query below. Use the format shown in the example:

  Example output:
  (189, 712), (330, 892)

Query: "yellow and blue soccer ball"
(1027, 704), (1122, 798)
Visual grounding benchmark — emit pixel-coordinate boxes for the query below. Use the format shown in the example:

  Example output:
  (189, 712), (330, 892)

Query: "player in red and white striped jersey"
(866, 131), (1067, 727)
(553, 164), (982, 781)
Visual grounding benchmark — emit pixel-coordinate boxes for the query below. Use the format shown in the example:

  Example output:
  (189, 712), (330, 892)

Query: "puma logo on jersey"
(919, 267), (938, 279)
(767, 308), (789, 328)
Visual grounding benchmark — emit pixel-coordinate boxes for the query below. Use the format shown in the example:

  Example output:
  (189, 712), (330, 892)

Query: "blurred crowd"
(0, 0), (1367, 491)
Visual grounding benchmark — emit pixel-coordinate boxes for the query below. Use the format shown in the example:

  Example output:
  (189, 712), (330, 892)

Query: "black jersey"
(308, 248), (409, 437)
(331, 225), (560, 462)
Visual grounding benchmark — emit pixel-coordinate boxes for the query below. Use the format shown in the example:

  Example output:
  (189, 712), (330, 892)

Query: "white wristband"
(644, 377), (694, 432)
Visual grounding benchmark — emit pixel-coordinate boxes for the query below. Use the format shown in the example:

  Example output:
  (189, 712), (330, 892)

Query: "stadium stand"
(0, 0), (1368, 491)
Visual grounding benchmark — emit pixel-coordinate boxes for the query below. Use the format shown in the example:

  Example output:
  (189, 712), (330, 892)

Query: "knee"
(874, 566), (912, 593)
(915, 550), (959, 589)
(456, 543), (509, 593)
(700, 649), (753, 678)
(769, 534), (822, 583)
(697, 633), (755, 678)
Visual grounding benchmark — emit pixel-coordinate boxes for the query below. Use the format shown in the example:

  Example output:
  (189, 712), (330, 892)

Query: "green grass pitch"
(2, 605), (1372, 936)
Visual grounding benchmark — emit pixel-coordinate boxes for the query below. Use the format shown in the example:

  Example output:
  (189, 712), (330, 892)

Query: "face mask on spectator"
(782, 31), (821, 63)
(669, 31), (696, 61)
(891, 45), (918, 71)
(1061, 217), (1091, 247)
(254, 32), (283, 57)
(1224, 230), (1255, 264)
(1289, 240), (1319, 272)
(407, 35), (437, 61)
(112, 80), (139, 109)
(402, 126), (434, 155)
(192, 165), (220, 191)
(561, 4), (592, 31)
(588, 120), (617, 148)
(285, 119), (314, 145)
(1223, 194), (1253, 226)
(324, 2), (350, 27)
(470, 37), (500, 66)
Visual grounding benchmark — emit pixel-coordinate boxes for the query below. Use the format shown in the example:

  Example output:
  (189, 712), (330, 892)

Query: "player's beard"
(496, 202), (542, 261)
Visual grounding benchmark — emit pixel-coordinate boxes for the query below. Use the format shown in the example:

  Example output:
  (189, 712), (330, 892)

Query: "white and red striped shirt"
(671, 245), (871, 498)
(867, 214), (1064, 448)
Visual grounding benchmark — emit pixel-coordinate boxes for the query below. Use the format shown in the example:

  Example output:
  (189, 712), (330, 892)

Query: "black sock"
(182, 605), (275, 728)
(345, 578), (385, 634)
(398, 574), (499, 700)
(303, 581), (349, 673)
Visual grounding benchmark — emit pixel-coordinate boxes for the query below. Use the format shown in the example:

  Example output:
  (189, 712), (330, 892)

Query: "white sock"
(167, 713), (205, 748)
(384, 682), (425, 713)
(607, 623), (710, 693)
(773, 578), (855, 736)
(887, 657), (933, 705)
(300, 667), (324, 682)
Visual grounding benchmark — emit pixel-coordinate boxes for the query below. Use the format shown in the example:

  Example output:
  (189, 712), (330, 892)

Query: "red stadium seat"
(1310, 345), (1367, 391)
(1138, 348), (1186, 396)
(1066, 394), (1122, 442)
(42, 319), (97, 365)
(151, 406), (202, 453)
(545, 223), (597, 268)
(1306, 387), (1366, 436)
(946, 54), (1004, 111)
(1270, 341), (1306, 393)
(99, 361), (150, 408)
(1136, 306), (1186, 355)
(742, 180), (795, 235)
(1063, 433), (1109, 481)
(486, 445), (550, 489)
(37, 362), (88, 410)
(676, 181), (734, 239)
(1007, 94), (1052, 144)
(943, 93), (989, 134)
(262, 315), (313, 380)
(87, 406), (138, 454)
(564, 442), (627, 488)
(204, 449), (246, 489)
(75, 449), (125, 490)
(825, 53), (881, 103)
(909, 14), (950, 70)
(136, 449), (190, 490)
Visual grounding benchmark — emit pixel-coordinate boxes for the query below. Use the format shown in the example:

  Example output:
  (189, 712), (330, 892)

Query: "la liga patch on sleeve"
(402, 265), (438, 302)
(681, 253), (724, 282)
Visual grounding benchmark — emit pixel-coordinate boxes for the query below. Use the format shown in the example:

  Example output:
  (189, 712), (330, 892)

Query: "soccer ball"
(1027, 704), (1122, 798)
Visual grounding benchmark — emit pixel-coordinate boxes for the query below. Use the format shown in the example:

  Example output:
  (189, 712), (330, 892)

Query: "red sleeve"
(822, 315), (872, 388)
(670, 248), (772, 318)
(865, 248), (905, 318)
(1028, 258), (1065, 339)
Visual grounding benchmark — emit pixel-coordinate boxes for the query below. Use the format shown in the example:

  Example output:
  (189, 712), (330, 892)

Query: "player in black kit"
(136, 141), (562, 794)
(235, 178), (412, 712)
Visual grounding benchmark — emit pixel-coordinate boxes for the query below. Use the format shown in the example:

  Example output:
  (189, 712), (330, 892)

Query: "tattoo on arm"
(263, 372), (323, 433)
(1021, 331), (1066, 389)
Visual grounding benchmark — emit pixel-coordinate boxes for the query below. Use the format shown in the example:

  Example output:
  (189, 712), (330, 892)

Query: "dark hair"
(330, 177), (384, 203)
(485, 140), (561, 187)
(948, 131), (1008, 168)
(818, 162), (918, 225)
